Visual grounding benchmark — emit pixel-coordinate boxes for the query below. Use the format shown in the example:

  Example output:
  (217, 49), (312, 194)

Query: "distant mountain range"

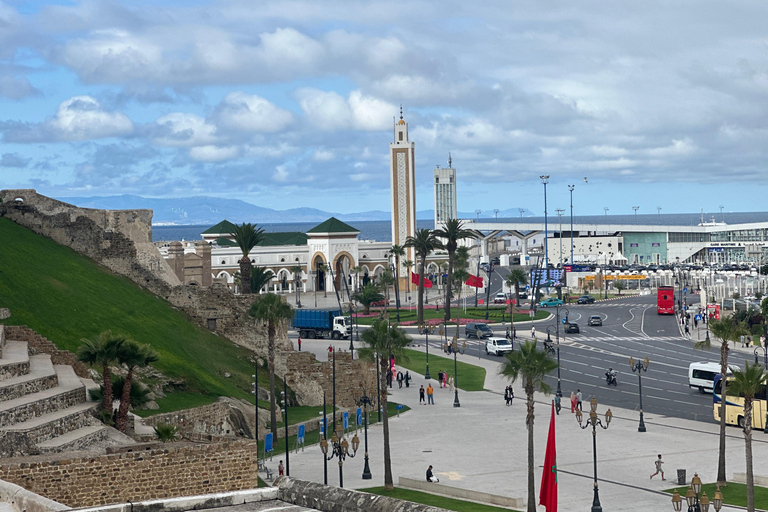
(59, 195), (534, 225)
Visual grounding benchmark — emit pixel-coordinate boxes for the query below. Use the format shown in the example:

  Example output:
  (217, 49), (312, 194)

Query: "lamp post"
(556, 208), (564, 267)
(281, 384), (289, 475)
(251, 356), (260, 465)
(555, 306), (567, 397)
(320, 423), (359, 488)
(657, 207), (662, 218)
(633, 206), (639, 218)
(575, 397), (612, 512)
(569, 185), (575, 264)
(629, 356), (650, 432)
(541, 175), (550, 288)
(754, 345), (768, 370)
(446, 337), (466, 407)
(671, 473), (723, 512)
(604, 207), (609, 218)
(355, 388), (374, 480)
(419, 323), (433, 380)
(322, 394), (328, 484)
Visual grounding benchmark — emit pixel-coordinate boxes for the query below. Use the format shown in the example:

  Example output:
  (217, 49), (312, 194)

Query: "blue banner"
(297, 424), (305, 444)
(343, 411), (349, 430)
(264, 433), (273, 453)
(319, 418), (325, 436)
(356, 408), (362, 426)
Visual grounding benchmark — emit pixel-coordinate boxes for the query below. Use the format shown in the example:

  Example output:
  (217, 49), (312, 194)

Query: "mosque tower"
(389, 107), (417, 283)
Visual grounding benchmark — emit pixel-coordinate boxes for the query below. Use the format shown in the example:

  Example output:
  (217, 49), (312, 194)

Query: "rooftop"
(307, 217), (359, 235)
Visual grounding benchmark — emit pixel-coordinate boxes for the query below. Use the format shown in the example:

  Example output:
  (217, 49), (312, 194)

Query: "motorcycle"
(605, 371), (617, 386)
(543, 341), (556, 355)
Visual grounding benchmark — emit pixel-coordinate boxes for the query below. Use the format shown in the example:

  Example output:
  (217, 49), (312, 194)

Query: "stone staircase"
(0, 324), (107, 458)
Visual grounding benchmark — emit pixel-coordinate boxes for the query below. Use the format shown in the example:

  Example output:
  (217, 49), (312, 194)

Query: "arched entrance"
(333, 252), (354, 299)
(313, 254), (326, 291)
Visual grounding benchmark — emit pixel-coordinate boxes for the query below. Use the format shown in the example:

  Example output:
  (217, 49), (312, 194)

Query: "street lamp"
(633, 206), (639, 218)
(419, 323), (434, 380)
(445, 337), (466, 407)
(657, 207), (662, 218)
(569, 185), (575, 265)
(671, 473), (723, 512)
(280, 384), (290, 475)
(251, 356), (260, 466)
(556, 208), (564, 267)
(629, 356), (650, 432)
(541, 176), (550, 287)
(575, 397), (612, 512)
(555, 306), (567, 397)
(320, 422), (359, 488)
(355, 388), (374, 480)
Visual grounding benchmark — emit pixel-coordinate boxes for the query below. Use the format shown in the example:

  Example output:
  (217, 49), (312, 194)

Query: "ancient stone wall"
(140, 401), (235, 438)
(0, 440), (260, 508)
(4, 327), (89, 379)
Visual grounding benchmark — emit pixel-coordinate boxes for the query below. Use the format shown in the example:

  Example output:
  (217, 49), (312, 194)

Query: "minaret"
(390, 106), (417, 280)
(434, 152), (457, 229)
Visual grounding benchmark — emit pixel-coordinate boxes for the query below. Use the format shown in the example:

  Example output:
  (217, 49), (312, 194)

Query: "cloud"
(313, 149), (334, 161)
(153, 113), (217, 147)
(213, 92), (293, 133)
(189, 145), (240, 162)
(0, 75), (40, 100)
(273, 165), (289, 182)
(295, 88), (395, 131)
(0, 153), (31, 167)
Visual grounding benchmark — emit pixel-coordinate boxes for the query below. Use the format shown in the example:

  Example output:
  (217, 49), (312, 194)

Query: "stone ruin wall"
(4, 326), (89, 379)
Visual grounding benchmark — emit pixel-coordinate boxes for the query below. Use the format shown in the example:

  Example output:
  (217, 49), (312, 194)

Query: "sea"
(152, 211), (768, 243)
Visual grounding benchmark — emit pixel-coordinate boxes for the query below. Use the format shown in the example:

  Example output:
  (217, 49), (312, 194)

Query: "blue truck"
(292, 308), (351, 340)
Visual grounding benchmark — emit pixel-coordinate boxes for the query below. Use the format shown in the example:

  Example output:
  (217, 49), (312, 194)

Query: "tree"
(728, 361), (767, 512)
(405, 229), (444, 325)
(352, 282), (385, 315)
(452, 268), (470, 338)
(695, 316), (748, 486)
(229, 223), (265, 294)
(389, 244), (406, 318)
(90, 375), (151, 410)
(402, 259), (414, 294)
(504, 267), (528, 335)
(614, 280), (626, 295)
(251, 265), (274, 294)
(358, 318), (411, 489)
(77, 331), (125, 413)
(115, 339), (159, 432)
(378, 269), (395, 302)
(290, 264), (303, 303)
(499, 341), (559, 512)
(317, 262), (329, 298)
(249, 293), (294, 443)
(434, 219), (476, 322)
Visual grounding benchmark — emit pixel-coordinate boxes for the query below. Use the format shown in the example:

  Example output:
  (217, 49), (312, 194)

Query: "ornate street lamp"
(576, 397), (612, 512)
(556, 306), (568, 397)
(355, 388), (374, 480)
(418, 323), (434, 380)
(445, 337), (466, 407)
(541, 175), (550, 288)
(320, 423), (359, 488)
(671, 473), (723, 512)
(281, 384), (289, 476)
(568, 185), (575, 265)
(629, 356), (650, 432)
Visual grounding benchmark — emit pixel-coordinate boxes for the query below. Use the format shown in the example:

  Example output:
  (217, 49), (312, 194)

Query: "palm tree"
(251, 265), (274, 294)
(290, 264), (303, 303)
(728, 361), (767, 512)
(115, 339), (159, 432)
(434, 219), (476, 322)
(452, 268), (470, 338)
(352, 282), (385, 315)
(405, 229), (444, 325)
(249, 293), (294, 442)
(358, 318), (411, 490)
(505, 267), (529, 331)
(379, 269), (395, 302)
(499, 341), (559, 512)
(390, 244), (406, 318)
(402, 259), (414, 294)
(229, 223), (265, 294)
(77, 331), (125, 413)
(695, 316), (747, 486)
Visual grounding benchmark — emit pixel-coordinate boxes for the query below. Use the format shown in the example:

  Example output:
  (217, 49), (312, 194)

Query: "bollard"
(677, 469), (686, 485)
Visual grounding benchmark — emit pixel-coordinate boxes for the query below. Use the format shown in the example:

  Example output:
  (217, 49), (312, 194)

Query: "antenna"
(448, 152), (452, 168)
(399, 105), (403, 120)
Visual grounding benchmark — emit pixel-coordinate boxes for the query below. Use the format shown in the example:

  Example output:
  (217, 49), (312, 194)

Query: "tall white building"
(433, 155), (457, 229)
(389, 108), (417, 279)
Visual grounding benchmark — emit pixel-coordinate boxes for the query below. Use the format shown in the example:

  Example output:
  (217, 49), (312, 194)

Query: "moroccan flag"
(411, 272), (433, 288)
(465, 274), (484, 288)
(539, 401), (557, 512)
(423, 277), (433, 288)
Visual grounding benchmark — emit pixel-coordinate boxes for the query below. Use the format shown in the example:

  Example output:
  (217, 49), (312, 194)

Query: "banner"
(264, 432), (273, 454)
(538, 402), (557, 512)
(465, 274), (484, 288)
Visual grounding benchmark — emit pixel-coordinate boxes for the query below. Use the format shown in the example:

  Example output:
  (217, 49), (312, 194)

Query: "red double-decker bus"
(657, 286), (675, 315)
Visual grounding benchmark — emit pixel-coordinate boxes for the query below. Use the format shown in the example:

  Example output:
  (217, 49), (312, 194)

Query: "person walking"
(397, 371), (404, 388)
(448, 375), (454, 393)
(531, 326), (536, 339)
(298, 336), (302, 351)
(576, 389), (583, 411)
(650, 454), (665, 480)
(437, 370), (443, 388)
(419, 385), (426, 405)
(570, 391), (577, 413)
(278, 460), (285, 476)
(404, 371), (411, 388)
(442, 371), (448, 389)
(504, 386), (511, 406)
(427, 383), (435, 404)
(554, 393), (561, 415)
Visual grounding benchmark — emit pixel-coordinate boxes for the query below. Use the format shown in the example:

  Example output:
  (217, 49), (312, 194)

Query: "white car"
(485, 337), (513, 356)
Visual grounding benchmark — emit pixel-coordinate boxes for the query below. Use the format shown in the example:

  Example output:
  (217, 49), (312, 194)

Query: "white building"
(433, 157), (457, 229)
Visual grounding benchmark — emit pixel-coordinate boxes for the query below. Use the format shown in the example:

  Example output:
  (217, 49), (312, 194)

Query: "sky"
(1, 0), (767, 217)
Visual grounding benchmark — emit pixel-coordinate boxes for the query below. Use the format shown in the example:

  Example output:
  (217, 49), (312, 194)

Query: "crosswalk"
(451, 335), (685, 347)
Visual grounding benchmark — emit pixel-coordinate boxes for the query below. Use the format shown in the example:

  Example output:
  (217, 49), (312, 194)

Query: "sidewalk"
(274, 336), (762, 511)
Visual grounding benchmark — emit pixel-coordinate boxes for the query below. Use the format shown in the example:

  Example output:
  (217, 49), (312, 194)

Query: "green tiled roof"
(307, 217), (359, 234)
(202, 220), (238, 235)
(257, 232), (308, 246)
(214, 237), (238, 247)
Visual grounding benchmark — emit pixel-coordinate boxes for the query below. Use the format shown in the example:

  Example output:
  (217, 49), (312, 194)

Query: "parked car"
(563, 322), (580, 334)
(538, 298), (564, 308)
(465, 322), (493, 338)
(491, 256), (500, 265)
(485, 337), (513, 356)
(480, 262), (491, 272)
(588, 315), (603, 326)
(493, 293), (508, 304)
(577, 295), (596, 304)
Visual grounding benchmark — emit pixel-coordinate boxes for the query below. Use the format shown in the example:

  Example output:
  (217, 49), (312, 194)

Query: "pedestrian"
(442, 371), (447, 389)
(504, 386), (511, 406)
(531, 326), (536, 339)
(555, 393), (561, 415)
(427, 383), (435, 404)
(397, 371), (404, 388)
(650, 454), (665, 480)
(437, 370), (443, 387)
(508, 385), (514, 404)
(741, 334), (746, 348)
(405, 371), (411, 388)
(694, 317), (698, 328)
(426, 465), (439, 483)
(576, 389), (583, 411)
(570, 391), (577, 413)
(298, 336), (302, 351)
(419, 385), (426, 404)
(278, 460), (284, 476)
(506, 328), (511, 340)
(448, 375), (454, 393)
(684, 324), (690, 335)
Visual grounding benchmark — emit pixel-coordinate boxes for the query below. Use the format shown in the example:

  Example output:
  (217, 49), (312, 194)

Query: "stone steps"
(2, 401), (100, 445)
(0, 354), (58, 402)
(36, 425), (109, 453)
(0, 365), (86, 428)
(0, 341), (29, 381)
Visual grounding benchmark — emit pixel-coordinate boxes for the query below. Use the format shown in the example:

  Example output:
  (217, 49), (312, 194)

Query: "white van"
(688, 362), (738, 394)
(486, 337), (513, 356)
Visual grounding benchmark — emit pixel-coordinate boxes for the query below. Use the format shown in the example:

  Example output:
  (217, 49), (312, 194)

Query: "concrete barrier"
(398, 476), (524, 509)
(732, 473), (768, 487)
(0, 478), (70, 512)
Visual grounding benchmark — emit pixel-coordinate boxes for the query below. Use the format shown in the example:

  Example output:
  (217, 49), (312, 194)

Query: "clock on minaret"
(389, 107), (417, 281)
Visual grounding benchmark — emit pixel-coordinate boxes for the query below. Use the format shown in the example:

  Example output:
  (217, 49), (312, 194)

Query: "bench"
(264, 466), (274, 481)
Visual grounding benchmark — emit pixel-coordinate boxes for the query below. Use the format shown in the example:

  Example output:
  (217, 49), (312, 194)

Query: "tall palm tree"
(402, 259), (414, 294)
(358, 318), (411, 490)
(229, 223), (265, 294)
(695, 316), (747, 486)
(500, 341), (559, 512)
(115, 339), (159, 432)
(249, 293), (294, 442)
(434, 219), (476, 322)
(452, 268), (470, 338)
(389, 244), (406, 317)
(77, 331), (125, 413)
(379, 269), (395, 302)
(728, 361), (767, 512)
(251, 265), (274, 294)
(405, 229), (444, 325)
(505, 267), (529, 333)
(352, 282), (385, 315)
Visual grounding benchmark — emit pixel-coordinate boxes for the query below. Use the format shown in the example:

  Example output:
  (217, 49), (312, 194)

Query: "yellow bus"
(713, 374), (768, 428)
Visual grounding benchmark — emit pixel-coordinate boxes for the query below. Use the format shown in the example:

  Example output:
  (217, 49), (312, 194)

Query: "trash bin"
(677, 469), (686, 485)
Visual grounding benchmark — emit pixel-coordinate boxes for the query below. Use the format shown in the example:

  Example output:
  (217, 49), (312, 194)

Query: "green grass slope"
(0, 218), (255, 408)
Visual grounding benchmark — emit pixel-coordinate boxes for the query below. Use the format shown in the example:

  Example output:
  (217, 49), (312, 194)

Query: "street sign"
(343, 411), (349, 430)
(695, 314), (701, 321)
(562, 318), (567, 324)
(297, 424), (305, 444)
(683, 287), (688, 293)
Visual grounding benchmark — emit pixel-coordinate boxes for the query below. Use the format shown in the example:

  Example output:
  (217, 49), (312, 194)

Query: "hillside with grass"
(0, 217), (257, 411)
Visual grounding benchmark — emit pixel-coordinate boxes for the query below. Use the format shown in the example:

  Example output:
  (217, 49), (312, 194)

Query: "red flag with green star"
(539, 401), (557, 512)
